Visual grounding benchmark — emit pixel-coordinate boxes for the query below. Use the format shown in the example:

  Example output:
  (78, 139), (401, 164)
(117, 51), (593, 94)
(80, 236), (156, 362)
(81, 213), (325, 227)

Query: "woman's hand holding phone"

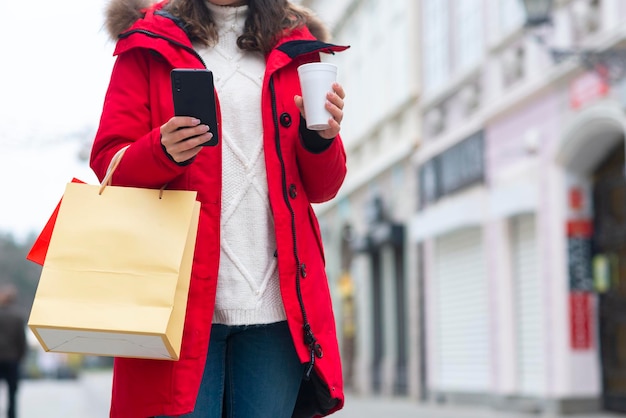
(170, 69), (219, 146)
(160, 117), (212, 163)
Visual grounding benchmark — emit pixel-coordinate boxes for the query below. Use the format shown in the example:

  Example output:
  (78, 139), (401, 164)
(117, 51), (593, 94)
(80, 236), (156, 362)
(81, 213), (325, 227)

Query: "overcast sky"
(0, 0), (115, 241)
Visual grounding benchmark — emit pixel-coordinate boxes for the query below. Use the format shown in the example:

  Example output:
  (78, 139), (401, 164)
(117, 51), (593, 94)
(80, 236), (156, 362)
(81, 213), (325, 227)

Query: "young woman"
(91, 0), (348, 416)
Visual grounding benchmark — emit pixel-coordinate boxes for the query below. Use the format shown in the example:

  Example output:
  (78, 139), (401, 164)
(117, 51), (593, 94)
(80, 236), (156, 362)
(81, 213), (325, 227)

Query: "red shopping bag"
(26, 178), (85, 266)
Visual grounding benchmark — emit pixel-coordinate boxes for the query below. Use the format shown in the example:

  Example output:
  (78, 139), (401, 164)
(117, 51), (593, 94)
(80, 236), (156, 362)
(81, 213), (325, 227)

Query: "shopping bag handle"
(98, 145), (167, 198)
(99, 146), (130, 195)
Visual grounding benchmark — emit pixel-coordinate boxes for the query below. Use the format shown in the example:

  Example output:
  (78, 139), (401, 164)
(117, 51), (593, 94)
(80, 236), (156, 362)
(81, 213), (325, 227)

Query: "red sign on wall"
(570, 71), (609, 110)
(567, 220), (593, 238)
(569, 188), (584, 211)
(570, 292), (593, 350)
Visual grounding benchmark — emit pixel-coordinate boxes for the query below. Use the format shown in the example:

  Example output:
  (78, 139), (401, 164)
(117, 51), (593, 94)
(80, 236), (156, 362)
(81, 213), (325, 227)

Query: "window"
(455, 0), (483, 72)
(499, 0), (524, 35)
(423, 0), (450, 91)
(388, 0), (411, 107)
(423, 0), (485, 93)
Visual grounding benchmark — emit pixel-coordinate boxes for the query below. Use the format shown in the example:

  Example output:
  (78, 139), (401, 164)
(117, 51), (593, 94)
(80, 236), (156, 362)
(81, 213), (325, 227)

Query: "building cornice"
(417, 26), (626, 166)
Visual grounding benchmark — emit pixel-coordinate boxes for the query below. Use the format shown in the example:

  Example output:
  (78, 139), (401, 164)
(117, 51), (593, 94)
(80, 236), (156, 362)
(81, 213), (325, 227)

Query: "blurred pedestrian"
(0, 284), (26, 418)
(90, 0), (348, 417)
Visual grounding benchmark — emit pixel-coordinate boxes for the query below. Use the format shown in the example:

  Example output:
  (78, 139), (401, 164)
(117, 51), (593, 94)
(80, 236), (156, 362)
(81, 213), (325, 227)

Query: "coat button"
(280, 112), (292, 127)
(289, 184), (297, 199)
(300, 263), (307, 278)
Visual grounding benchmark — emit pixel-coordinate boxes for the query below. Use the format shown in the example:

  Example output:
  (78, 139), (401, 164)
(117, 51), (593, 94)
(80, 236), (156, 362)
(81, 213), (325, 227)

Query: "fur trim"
(105, 0), (154, 39)
(104, 0), (332, 42)
(306, 15), (332, 43)
(290, 3), (332, 42)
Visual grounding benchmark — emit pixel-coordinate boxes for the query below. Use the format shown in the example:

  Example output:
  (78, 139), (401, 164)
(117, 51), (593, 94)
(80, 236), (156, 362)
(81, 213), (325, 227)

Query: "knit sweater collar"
(204, 2), (248, 36)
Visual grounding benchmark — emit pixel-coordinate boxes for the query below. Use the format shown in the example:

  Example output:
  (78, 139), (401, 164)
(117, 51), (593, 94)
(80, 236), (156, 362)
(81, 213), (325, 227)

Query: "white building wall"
(352, 251), (373, 394)
(487, 216), (517, 396)
(305, 0), (423, 399)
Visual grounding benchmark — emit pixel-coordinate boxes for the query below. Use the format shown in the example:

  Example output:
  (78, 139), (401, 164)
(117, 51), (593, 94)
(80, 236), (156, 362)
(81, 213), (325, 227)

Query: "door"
(593, 142), (626, 412)
(371, 251), (383, 393)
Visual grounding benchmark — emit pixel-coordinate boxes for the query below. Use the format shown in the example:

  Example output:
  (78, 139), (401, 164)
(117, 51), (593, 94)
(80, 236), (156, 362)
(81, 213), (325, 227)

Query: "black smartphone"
(171, 68), (219, 146)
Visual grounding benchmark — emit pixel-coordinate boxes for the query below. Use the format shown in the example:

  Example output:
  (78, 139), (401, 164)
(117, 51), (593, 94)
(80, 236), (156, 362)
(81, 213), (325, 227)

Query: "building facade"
(302, 0), (423, 398)
(306, 0), (626, 414)
(414, 0), (626, 413)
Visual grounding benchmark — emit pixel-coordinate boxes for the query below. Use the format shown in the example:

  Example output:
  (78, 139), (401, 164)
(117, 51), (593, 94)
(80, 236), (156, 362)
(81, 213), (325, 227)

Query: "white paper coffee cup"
(297, 63), (338, 131)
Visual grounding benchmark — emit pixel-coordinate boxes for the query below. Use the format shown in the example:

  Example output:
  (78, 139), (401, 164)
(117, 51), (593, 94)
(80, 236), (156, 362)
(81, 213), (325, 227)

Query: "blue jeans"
(163, 321), (304, 418)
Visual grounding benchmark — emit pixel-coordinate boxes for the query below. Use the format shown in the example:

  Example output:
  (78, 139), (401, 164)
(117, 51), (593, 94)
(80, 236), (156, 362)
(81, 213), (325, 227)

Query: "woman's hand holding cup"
(295, 63), (345, 140)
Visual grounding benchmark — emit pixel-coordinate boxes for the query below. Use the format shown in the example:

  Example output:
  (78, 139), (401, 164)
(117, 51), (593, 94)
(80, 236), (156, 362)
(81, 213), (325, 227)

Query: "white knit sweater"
(197, 3), (286, 325)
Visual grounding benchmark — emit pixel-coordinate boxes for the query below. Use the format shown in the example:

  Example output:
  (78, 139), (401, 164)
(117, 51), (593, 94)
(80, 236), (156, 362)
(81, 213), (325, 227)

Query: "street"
(1, 370), (622, 418)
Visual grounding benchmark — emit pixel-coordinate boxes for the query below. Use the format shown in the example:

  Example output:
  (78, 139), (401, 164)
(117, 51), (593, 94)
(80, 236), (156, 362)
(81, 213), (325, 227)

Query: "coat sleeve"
(295, 124), (347, 203)
(90, 49), (187, 187)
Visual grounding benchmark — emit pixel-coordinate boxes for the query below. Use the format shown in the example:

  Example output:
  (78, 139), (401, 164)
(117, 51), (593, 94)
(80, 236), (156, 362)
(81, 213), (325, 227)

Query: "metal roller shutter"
(511, 214), (545, 394)
(435, 227), (490, 391)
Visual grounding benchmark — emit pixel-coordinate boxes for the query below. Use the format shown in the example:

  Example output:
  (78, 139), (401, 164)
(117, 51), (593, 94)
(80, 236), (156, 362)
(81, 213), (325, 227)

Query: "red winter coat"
(90, 1), (348, 417)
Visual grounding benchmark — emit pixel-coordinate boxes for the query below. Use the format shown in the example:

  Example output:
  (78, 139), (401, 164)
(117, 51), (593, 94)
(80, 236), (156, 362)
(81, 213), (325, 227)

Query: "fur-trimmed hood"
(104, 0), (332, 43)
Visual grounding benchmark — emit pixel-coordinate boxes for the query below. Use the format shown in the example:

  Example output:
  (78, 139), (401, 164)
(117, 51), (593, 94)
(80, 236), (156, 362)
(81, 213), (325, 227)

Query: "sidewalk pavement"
(14, 370), (626, 418)
(336, 394), (624, 418)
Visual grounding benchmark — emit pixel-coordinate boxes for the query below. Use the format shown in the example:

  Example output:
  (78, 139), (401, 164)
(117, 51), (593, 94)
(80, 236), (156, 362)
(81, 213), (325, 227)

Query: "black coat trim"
(299, 116), (335, 153)
(277, 40), (340, 58)
(293, 370), (340, 418)
(155, 9), (188, 34)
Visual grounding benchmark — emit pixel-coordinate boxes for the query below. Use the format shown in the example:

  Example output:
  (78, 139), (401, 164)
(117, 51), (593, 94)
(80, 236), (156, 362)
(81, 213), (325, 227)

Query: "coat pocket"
(307, 205), (326, 266)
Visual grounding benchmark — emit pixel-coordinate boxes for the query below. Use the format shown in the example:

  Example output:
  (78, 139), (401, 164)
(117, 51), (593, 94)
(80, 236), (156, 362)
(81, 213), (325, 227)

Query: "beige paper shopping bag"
(28, 150), (200, 361)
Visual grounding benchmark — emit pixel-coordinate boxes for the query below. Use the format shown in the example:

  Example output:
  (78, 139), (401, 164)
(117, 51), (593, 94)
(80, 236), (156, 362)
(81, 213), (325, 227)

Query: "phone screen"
(171, 69), (219, 146)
